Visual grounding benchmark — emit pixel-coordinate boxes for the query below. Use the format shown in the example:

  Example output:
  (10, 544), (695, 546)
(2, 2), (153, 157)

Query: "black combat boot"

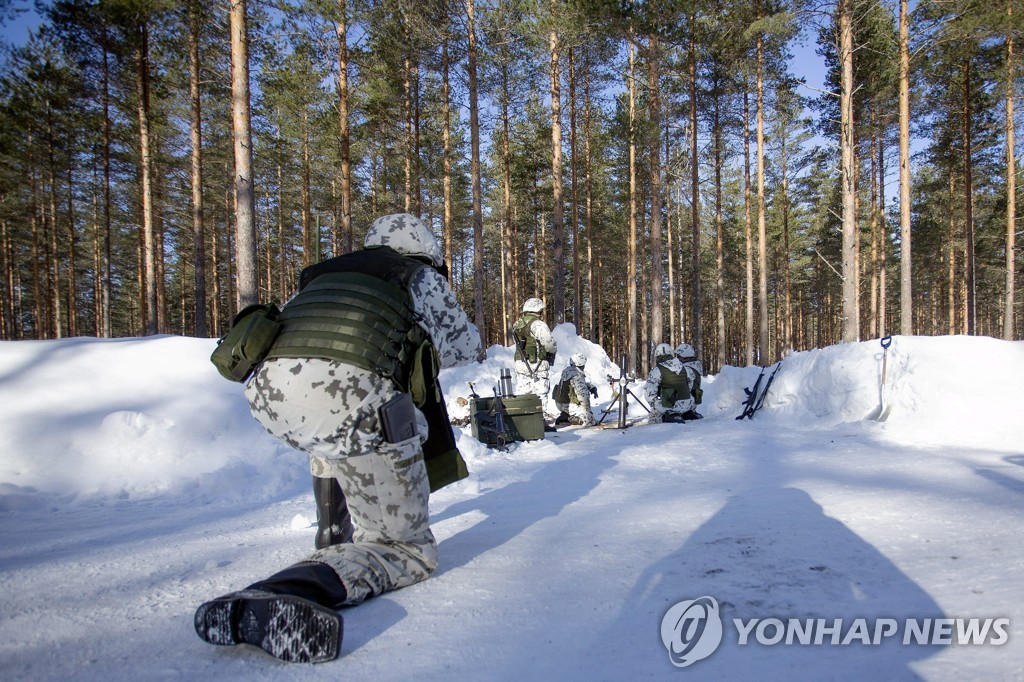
(194, 561), (348, 663)
(312, 475), (354, 549)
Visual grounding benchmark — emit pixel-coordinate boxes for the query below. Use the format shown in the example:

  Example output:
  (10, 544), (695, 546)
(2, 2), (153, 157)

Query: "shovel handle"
(880, 335), (892, 350)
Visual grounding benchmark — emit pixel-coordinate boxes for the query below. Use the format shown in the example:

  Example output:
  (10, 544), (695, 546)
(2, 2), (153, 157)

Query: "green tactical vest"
(512, 313), (542, 362)
(657, 359), (691, 408)
(265, 246), (467, 492)
(266, 246), (427, 391)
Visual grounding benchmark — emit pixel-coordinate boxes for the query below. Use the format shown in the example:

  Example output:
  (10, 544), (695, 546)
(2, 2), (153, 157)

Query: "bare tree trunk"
(401, 10), (413, 214)
(898, 0), (913, 334)
(755, 1), (770, 357)
(870, 122), (879, 338)
(1005, 0), (1017, 340)
(336, 0), (352, 254)
(570, 47), (581, 327)
(666, 118), (677, 346)
(878, 136), (887, 337)
(948, 172), (957, 335)
(584, 59), (596, 340)
(627, 37), (639, 372)
(689, 17), (701, 356)
(648, 35), (664, 349)
(189, 0), (207, 336)
(839, 0), (859, 343)
(501, 60), (512, 342)
(466, 0), (486, 348)
(714, 86), (726, 370)
(135, 21), (157, 335)
(230, 0), (258, 310)
(442, 38), (454, 286)
(301, 110), (312, 266)
(781, 111), (792, 352)
(963, 59), (976, 335)
(743, 90), (754, 364)
(550, 0), (565, 324)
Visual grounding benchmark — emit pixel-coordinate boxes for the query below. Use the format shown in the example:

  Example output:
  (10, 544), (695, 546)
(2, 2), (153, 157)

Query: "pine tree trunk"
(743, 90), (754, 364)
(442, 38), (454, 287)
(230, 0), (258, 310)
(878, 136), (887, 337)
(135, 22), (157, 336)
(781, 110), (792, 352)
(870, 122), (879, 339)
(337, 0), (352, 254)
(570, 48), (581, 328)
(1005, 1), (1017, 340)
(756, 2), (770, 357)
(648, 35), (663, 350)
(666, 120), (678, 347)
(963, 59), (976, 335)
(189, 0), (207, 337)
(466, 0), (486, 349)
(948, 172), (957, 335)
(627, 37), (638, 373)
(714, 85), (726, 370)
(584, 62), (596, 341)
(689, 17), (701, 358)
(100, 21), (112, 337)
(898, 0), (913, 334)
(549, 0), (565, 324)
(839, 0), (859, 343)
(302, 110), (312, 266)
(501, 61), (512, 342)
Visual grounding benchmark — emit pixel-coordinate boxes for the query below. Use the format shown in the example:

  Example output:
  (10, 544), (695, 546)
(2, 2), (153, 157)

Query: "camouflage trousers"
(245, 358), (436, 606)
(647, 398), (696, 424)
(555, 400), (595, 426)
(515, 360), (551, 414)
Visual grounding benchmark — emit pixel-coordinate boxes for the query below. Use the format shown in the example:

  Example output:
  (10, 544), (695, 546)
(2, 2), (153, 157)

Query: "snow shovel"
(870, 335), (893, 422)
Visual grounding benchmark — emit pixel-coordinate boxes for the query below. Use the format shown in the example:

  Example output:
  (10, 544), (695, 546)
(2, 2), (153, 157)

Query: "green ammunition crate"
(470, 394), (545, 446)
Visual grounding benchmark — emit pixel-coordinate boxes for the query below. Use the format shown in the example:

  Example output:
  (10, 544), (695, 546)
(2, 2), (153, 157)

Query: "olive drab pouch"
(210, 303), (282, 382)
(552, 376), (572, 405)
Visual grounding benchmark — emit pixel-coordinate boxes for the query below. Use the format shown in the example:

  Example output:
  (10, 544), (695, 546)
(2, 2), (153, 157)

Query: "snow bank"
(752, 335), (1024, 448)
(1, 330), (1021, 509)
(0, 336), (302, 510)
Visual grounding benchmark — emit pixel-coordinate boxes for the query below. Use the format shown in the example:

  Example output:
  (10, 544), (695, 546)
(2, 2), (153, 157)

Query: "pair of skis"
(736, 361), (782, 420)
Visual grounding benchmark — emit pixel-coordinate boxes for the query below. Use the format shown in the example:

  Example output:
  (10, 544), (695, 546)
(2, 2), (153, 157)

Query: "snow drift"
(0, 329), (1021, 508)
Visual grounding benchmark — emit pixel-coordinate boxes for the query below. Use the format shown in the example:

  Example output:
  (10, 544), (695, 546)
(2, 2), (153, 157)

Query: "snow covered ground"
(1, 328), (1022, 680)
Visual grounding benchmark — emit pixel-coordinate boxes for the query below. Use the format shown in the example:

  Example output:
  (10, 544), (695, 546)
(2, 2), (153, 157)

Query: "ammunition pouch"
(210, 303), (282, 382)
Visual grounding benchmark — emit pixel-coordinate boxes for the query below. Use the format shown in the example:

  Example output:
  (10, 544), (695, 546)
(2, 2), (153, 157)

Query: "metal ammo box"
(469, 394), (545, 446)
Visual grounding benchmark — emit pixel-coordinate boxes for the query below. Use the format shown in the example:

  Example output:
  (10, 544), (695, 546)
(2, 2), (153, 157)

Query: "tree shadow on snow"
(590, 486), (946, 681)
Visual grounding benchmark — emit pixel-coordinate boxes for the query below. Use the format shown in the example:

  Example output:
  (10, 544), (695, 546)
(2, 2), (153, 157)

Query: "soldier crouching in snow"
(553, 353), (597, 427)
(644, 343), (703, 424)
(194, 213), (481, 663)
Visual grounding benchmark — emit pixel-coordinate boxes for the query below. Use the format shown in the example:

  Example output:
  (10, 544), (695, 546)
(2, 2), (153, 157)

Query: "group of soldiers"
(510, 298), (704, 428)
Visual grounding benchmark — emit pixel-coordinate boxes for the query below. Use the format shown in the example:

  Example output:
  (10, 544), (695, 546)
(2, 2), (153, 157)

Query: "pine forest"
(1, 0), (1021, 375)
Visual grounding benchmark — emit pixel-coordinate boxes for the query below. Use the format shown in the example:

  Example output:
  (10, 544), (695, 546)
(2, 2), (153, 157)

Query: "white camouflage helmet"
(654, 343), (673, 360)
(675, 343), (696, 358)
(364, 213), (443, 267)
(570, 352), (587, 368)
(522, 297), (545, 313)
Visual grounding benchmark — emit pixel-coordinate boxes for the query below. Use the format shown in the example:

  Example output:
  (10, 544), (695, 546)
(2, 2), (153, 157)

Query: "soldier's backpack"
(552, 375), (572, 404)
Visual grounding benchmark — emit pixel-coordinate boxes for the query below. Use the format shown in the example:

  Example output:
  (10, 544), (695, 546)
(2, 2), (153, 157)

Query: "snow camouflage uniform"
(553, 353), (596, 426)
(511, 298), (557, 413)
(644, 343), (703, 423)
(195, 214), (481, 663)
